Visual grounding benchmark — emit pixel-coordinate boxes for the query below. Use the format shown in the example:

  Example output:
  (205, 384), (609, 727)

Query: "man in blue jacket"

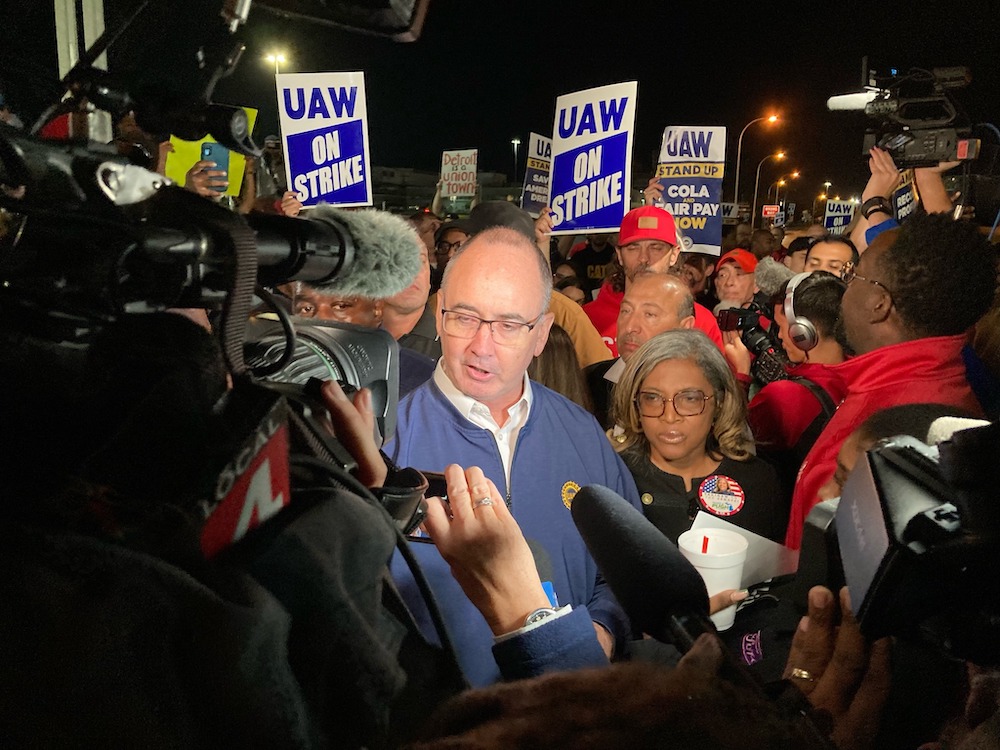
(385, 225), (641, 686)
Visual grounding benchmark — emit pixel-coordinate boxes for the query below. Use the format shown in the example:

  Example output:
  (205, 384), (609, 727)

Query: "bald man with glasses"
(384, 226), (641, 687)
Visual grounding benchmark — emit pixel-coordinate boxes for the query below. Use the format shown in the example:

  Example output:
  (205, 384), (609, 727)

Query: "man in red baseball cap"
(583, 206), (723, 357)
(714, 248), (759, 308)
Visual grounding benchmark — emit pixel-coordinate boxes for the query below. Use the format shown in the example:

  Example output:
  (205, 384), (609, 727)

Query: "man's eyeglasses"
(840, 262), (893, 296)
(441, 309), (544, 346)
(635, 389), (714, 418)
(435, 239), (464, 256)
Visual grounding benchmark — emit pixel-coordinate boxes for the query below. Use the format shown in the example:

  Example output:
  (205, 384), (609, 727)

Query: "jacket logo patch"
(561, 481), (581, 509)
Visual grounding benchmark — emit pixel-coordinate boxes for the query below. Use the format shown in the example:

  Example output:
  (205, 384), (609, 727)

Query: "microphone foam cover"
(310, 205), (422, 299)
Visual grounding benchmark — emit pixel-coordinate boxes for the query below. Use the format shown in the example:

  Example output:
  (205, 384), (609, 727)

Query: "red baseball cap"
(618, 206), (678, 247)
(717, 248), (758, 273)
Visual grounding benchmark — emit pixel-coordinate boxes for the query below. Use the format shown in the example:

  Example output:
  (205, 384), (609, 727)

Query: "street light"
(751, 151), (785, 229)
(769, 170), (799, 203)
(823, 180), (832, 196)
(265, 52), (287, 75)
(733, 114), (779, 206)
(511, 138), (521, 185)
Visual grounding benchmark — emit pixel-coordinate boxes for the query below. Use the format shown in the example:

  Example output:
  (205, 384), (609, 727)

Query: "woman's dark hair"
(528, 324), (594, 413)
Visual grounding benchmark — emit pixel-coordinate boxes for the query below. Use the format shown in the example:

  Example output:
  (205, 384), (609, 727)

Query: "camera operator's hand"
(422, 465), (552, 637)
(318, 380), (387, 488)
(185, 159), (228, 199)
(721, 330), (752, 377)
(643, 175), (663, 205)
(863, 148), (900, 203)
(914, 160), (961, 215)
(783, 586), (892, 749)
(279, 190), (303, 217)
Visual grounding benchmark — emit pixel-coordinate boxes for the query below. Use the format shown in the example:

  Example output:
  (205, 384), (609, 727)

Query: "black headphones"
(783, 272), (818, 352)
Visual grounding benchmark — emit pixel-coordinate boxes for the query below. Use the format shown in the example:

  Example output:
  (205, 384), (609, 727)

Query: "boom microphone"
(250, 205), (422, 299)
(826, 91), (879, 111)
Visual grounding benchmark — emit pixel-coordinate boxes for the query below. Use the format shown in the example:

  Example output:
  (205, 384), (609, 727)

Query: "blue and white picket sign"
(549, 81), (637, 235)
(521, 132), (551, 217)
(276, 71), (372, 207)
(654, 125), (727, 256)
(893, 175), (917, 223)
(824, 200), (855, 234)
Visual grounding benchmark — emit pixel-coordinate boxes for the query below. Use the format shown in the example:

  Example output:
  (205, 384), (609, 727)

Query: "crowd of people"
(3, 97), (1000, 747)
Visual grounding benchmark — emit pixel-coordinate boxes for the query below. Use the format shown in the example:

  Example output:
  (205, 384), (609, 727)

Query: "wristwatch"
(524, 607), (559, 626)
(861, 196), (892, 220)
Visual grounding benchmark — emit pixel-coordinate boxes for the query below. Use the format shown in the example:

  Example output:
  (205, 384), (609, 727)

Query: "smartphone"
(421, 471), (448, 501)
(200, 141), (230, 192)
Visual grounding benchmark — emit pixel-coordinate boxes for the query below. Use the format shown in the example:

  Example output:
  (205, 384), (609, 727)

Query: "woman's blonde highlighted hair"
(608, 329), (752, 461)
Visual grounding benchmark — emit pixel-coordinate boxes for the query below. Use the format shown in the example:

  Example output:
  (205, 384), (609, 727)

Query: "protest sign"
(653, 125), (726, 255)
(276, 71), (372, 207)
(549, 81), (637, 235)
(521, 132), (551, 217)
(164, 107), (257, 198)
(893, 173), (917, 223)
(440, 149), (478, 198)
(824, 199), (855, 234)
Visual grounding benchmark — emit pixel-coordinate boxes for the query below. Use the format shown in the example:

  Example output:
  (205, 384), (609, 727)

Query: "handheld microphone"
(570, 484), (712, 649)
(571, 484), (836, 747)
(250, 205), (422, 299)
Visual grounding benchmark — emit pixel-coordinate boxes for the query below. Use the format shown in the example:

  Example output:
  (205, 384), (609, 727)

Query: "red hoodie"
(785, 334), (983, 549)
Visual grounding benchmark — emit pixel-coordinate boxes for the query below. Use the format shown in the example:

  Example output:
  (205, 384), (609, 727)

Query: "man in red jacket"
(785, 212), (995, 549)
(583, 206), (723, 357)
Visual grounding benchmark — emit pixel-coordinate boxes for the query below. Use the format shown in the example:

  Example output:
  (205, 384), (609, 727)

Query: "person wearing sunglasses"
(608, 329), (785, 544)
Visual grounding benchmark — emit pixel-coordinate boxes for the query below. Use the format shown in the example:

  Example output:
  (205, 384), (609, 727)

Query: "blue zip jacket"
(384, 377), (640, 686)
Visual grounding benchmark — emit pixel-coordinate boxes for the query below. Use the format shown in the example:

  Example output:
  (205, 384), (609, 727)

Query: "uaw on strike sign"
(276, 71), (373, 207)
(548, 81), (637, 235)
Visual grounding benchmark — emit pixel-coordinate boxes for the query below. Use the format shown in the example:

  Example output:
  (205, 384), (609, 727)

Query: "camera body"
(858, 67), (979, 169)
(715, 303), (789, 385)
(797, 425), (1000, 665)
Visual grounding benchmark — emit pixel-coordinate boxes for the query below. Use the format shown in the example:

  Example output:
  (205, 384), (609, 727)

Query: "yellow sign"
(163, 107), (258, 197)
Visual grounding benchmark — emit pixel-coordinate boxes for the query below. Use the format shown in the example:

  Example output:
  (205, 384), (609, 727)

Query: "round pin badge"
(641, 492), (654, 506)
(561, 481), (581, 509)
(697, 474), (745, 517)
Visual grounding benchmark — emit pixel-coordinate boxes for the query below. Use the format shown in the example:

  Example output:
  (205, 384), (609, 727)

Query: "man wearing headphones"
(722, 271), (849, 498)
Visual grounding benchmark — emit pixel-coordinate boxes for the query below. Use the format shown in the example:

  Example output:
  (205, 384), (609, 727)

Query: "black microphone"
(570, 484), (712, 650)
(571, 484), (836, 747)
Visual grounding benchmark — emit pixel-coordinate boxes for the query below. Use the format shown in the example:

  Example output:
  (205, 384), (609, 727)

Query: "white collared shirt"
(433, 360), (532, 490)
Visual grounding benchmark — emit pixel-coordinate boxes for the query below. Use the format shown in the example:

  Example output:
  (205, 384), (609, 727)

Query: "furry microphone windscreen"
(308, 205), (423, 300)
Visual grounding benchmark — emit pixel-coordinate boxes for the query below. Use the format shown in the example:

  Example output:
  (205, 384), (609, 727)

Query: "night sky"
(3, 0), (999, 211)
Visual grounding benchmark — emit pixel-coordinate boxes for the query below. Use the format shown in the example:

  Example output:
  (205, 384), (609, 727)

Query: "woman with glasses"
(608, 329), (786, 543)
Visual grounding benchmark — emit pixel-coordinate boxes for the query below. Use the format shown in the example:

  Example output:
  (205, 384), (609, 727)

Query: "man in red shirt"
(785, 212), (995, 549)
(583, 206), (723, 357)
